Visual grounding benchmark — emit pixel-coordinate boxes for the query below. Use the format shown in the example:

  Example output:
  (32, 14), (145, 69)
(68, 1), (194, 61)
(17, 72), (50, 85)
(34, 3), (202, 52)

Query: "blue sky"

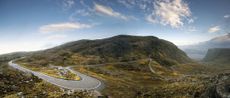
(0, 0), (230, 54)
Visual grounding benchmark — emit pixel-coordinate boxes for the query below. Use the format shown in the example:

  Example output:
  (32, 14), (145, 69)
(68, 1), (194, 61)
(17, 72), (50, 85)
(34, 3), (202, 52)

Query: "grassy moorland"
(4, 56), (226, 98)
(0, 59), (94, 98)
(2, 35), (229, 98)
(71, 59), (214, 98)
(15, 56), (212, 98)
(15, 60), (81, 81)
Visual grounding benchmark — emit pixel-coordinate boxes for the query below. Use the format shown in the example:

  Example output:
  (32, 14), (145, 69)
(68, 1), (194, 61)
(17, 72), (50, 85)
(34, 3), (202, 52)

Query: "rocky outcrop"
(216, 75), (230, 98)
(201, 73), (230, 98)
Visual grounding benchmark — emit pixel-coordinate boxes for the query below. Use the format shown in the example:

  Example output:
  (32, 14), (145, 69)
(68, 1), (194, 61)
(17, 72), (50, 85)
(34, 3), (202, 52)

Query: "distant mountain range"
(203, 48), (230, 66)
(0, 52), (29, 62)
(180, 33), (230, 60)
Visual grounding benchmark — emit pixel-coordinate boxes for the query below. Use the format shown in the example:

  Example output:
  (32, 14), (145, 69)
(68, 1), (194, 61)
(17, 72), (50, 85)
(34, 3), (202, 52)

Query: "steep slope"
(43, 35), (191, 66)
(180, 33), (230, 59)
(15, 35), (214, 98)
(203, 48), (230, 65)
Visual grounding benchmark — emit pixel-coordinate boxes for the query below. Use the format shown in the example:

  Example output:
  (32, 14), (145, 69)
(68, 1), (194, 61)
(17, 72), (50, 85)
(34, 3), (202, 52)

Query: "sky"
(0, 0), (230, 54)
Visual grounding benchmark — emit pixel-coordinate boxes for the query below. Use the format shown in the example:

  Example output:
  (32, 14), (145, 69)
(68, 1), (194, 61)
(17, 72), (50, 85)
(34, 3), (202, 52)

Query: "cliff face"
(180, 33), (230, 60)
(203, 48), (230, 65)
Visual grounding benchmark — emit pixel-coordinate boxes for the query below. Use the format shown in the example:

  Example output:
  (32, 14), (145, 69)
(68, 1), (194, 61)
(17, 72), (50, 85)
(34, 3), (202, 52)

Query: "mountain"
(180, 33), (230, 60)
(0, 52), (29, 62)
(203, 48), (230, 65)
(26, 35), (191, 66)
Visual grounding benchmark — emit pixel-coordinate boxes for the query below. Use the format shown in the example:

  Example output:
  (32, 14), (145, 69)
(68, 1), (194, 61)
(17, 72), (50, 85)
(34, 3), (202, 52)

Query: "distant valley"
(180, 33), (230, 60)
(203, 48), (230, 66)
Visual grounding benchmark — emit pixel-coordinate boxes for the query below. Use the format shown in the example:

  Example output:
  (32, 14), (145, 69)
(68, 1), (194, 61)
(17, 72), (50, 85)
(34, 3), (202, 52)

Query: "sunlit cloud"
(146, 0), (192, 28)
(39, 22), (92, 33)
(94, 3), (128, 20)
(208, 26), (221, 33)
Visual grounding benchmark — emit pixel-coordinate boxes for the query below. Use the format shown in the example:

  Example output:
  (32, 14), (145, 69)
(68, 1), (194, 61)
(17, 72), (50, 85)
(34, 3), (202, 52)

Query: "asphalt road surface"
(8, 60), (103, 90)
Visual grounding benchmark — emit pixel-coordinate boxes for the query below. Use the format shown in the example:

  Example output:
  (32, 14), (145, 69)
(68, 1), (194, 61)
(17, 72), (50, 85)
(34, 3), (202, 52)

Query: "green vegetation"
(0, 54), (90, 97)
(15, 60), (81, 81)
(1, 35), (229, 97)
(14, 35), (193, 85)
(72, 60), (210, 98)
(20, 35), (191, 67)
(203, 48), (230, 66)
(7, 35), (214, 98)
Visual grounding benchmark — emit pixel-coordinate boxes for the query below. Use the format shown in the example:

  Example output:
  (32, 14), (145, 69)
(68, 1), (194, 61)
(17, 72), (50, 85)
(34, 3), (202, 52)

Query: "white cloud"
(117, 0), (152, 11)
(94, 3), (128, 20)
(146, 0), (192, 28)
(117, 0), (135, 8)
(46, 34), (67, 40)
(224, 14), (230, 18)
(69, 9), (93, 21)
(146, 14), (157, 23)
(188, 18), (194, 24)
(39, 22), (92, 33)
(208, 26), (221, 33)
(75, 9), (91, 16)
(62, 0), (75, 10)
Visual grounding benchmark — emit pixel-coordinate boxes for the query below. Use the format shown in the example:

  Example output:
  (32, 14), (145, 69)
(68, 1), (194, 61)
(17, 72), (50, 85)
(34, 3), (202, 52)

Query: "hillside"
(0, 52), (29, 62)
(25, 35), (191, 67)
(180, 33), (230, 60)
(203, 48), (230, 65)
(16, 35), (219, 98)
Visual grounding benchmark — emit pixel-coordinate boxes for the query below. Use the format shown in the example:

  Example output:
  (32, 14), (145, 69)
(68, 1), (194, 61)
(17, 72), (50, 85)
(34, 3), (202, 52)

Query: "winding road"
(8, 60), (103, 91)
